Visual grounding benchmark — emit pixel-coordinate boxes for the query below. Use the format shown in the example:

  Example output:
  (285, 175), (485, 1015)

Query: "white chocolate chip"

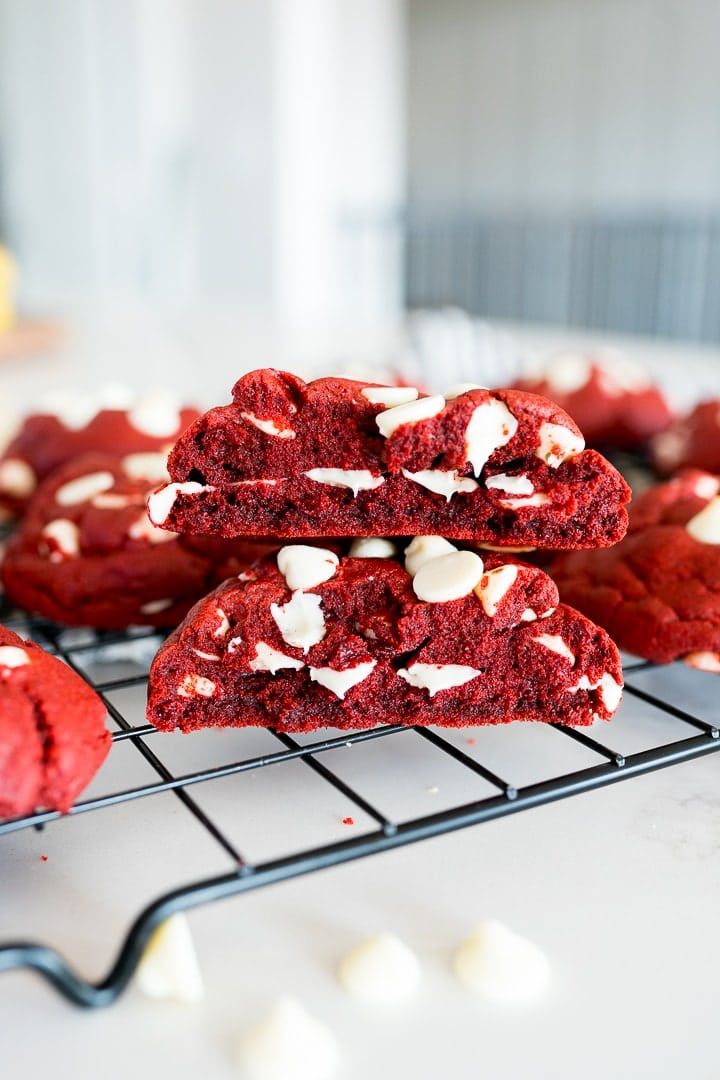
(192, 649), (221, 661)
(535, 422), (585, 468)
(139, 598), (173, 615)
(309, 660), (377, 699)
(348, 537), (397, 559)
(271, 592), (326, 652)
(129, 514), (178, 544)
(92, 492), (142, 509)
(236, 997), (340, 1080)
(401, 468), (478, 501)
(543, 353), (592, 395)
(404, 536), (457, 577)
(241, 411), (296, 439)
(148, 482), (208, 525)
(55, 470), (115, 507)
(177, 673), (216, 698)
(375, 394), (445, 438)
(213, 608), (230, 638)
(684, 651), (720, 673)
(485, 473), (534, 496)
(520, 608), (537, 622)
(454, 920), (551, 1003)
(412, 551), (484, 603)
(474, 564), (518, 616)
(338, 934), (421, 1004)
(250, 642), (304, 673)
(686, 496), (720, 544)
(444, 382), (488, 400)
(0, 458), (36, 498)
(277, 545), (338, 591)
(653, 429), (687, 469)
(540, 607), (555, 618)
(464, 399), (518, 476)
(304, 468), (385, 496)
(500, 494), (551, 510)
(361, 385), (419, 407)
(0, 645), (30, 670)
(693, 475), (720, 500)
(228, 636), (243, 653)
(534, 634), (575, 664)
(122, 452), (171, 482)
(569, 672), (623, 711)
(41, 519), (80, 561)
(398, 663), (482, 697)
(129, 394), (182, 438)
(135, 914), (204, 1004)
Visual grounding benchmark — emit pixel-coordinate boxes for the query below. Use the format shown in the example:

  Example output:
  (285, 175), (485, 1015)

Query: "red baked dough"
(651, 400), (720, 476)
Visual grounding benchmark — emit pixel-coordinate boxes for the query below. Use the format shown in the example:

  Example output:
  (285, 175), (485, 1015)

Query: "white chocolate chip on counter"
(309, 660), (377, 699)
(348, 537), (397, 558)
(685, 651), (720, 673)
(533, 634), (575, 665)
(464, 398), (518, 476)
(277, 545), (339, 591)
(241, 411), (296, 439)
(148, 482), (208, 526)
(213, 607), (231, 638)
(139, 598), (173, 615)
(474, 564), (519, 616)
(686, 496), (720, 544)
(485, 473), (534, 496)
(398, 663), (482, 697)
(177, 674), (216, 698)
(250, 642), (305, 674)
(129, 393), (182, 438)
(444, 382), (488, 400)
(361, 385), (419, 408)
(375, 394), (445, 438)
(271, 592), (326, 652)
(55, 471), (115, 507)
(338, 933), (421, 1004)
(401, 468), (478, 501)
(304, 468), (385, 495)
(404, 535), (458, 576)
(535, 422), (585, 468)
(0, 458), (36, 498)
(135, 914), (204, 1003)
(41, 519), (80, 561)
(500, 494), (551, 510)
(122, 452), (171, 482)
(453, 919), (551, 1004)
(236, 997), (340, 1080)
(0, 646), (30, 670)
(412, 550), (484, 603)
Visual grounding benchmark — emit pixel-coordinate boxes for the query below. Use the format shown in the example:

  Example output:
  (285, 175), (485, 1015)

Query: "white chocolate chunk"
(375, 394), (445, 438)
(309, 660), (377, 699)
(464, 399), (518, 476)
(401, 468), (478, 501)
(535, 422), (585, 468)
(485, 473), (534, 496)
(0, 458), (36, 498)
(444, 382), (488, 400)
(250, 642), (304, 674)
(92, 492), (142, 509)
(139, 598), (173, 615)
(412, 551), (484, 603)
(500, 494), (551, 510)
(398, 663), (482, 697)
(0, 646), (29, 669)
(148, 482), (207, 525)
(543, 353), (592, 395)
(177, 674), (216, 698)
(570, 672), (623, 711)
(534, 633), (575, 664)
(135, 914), (204, 1003)
(348, 537), (397, 559)
(338, 934), (421, 1004)
(304, 468), (385, 496)
(684, 651), (720, 673)
(213, 607), (230, 638)
(277, 545), (338, 590)
(686, 496), (720, 544)
(693, 474), (720, 500)
(129, 514), (178, 544)
(453, 919), (551, 1003)
(241, 411), (296, 439)
(41, 519), (80, 561)
(361, 385), (418, 407)
(193, 649), (221, 661)
(236, 997), (340, 1080)
(474, 564), (518, 616)
(55, 471), (115, 507)
(122, 452), (170, 482)
(129, 394), (182, 438)
(653, 429), (687, 469)
(540, 607), (555, 618)
(404, 535), (458, 577)
(520, 608), (537, 622)
(228, 636), (243, 653)
(271, 591), (326, 652)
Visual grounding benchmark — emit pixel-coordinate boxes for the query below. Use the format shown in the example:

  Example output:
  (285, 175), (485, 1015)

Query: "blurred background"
(0, 0), (719, 407)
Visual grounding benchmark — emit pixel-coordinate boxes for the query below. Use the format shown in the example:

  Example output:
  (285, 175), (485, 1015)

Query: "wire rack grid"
(0, 605), (718, 1009)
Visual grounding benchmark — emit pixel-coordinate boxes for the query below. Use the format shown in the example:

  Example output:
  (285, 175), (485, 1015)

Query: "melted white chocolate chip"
(361, 385), (418, 408)
(485, 473), (534, 496)
(304, 468), (385, 495)
(412, 551), (484, 603)
(309, 660), (377, 699)
(398, 663), (482, 697)
(277, 545), (338, 591)
(686, 496), (720, 544)
(148, 482), (208, 526)
(271, 591), (326, 652)
(474, 564), (518, 616)
(41, 519), (80, 561)
(401, 468), (478, 501)
(250, 642), (304, 674)
(464, 398), (518, 476)
(241, 411), (296, 439)
(535, 422), (585, 468)
(534, 633), (575, 665)
(404, 536), (458, 577)
(177, 674), (216, 698)
(55, 471), (115, 507)
(0, 645), (29, 669)
(375, 394), (445, 439)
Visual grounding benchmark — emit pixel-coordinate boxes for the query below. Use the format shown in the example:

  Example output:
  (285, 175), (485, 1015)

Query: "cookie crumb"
(342, 817), (354, 826)
(40, 854), (48, 862)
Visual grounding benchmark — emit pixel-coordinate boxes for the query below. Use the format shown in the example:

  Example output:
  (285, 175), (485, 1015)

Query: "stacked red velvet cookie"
(145, 369), (631, 733)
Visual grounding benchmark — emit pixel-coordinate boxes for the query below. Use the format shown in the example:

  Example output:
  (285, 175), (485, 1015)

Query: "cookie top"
(0, 624), (110, 819)
(552, 470), (720, 667)
(147, 369), (630, 549)
(513, 353), (673, 450)
(0, 390), (199, 515)
(147, 537), (623, 734)
(651, 400), (720, 476)
(1, 452), (275, 629)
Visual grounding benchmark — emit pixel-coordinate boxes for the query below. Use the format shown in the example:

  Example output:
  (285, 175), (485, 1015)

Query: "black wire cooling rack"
(0, 607), (718, 1009)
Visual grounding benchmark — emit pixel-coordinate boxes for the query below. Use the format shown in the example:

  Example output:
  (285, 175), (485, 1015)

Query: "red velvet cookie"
(1, 453), (276, 629)
(551, 470), (720, 668)
(0, 392), (199, 515)
(147, 369), (630, 549)
(651, 400), (720, 476)
(0, 625), (110, 819)
(147, 538), (623, 734)
(513, 352), (673, 450)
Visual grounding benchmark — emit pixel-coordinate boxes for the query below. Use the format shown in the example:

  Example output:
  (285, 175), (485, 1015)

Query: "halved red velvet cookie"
(0, 625), (110, 819)
(147, 538), (623, 734)
(651, 400), (720, 476)
(147, 369), (630, 549)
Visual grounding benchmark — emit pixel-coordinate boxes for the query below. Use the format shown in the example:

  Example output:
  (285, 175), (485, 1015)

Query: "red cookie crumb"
(342, 817), (355, 826)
